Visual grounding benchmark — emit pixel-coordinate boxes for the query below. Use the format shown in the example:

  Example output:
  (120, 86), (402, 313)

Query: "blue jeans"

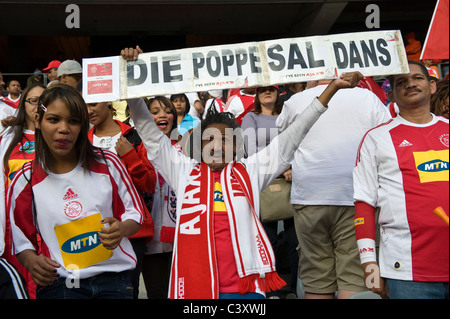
(219, 292), (265, 299)
(386, 279), (449, 299)
(36, 271), (133, 299)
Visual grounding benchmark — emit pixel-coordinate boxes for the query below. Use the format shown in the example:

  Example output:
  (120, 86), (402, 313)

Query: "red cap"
(256, 85), (279, 92)
(43, 60), (62, 72)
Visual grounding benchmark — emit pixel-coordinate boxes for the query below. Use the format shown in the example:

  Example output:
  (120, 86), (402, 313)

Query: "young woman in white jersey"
(7, 84), (143, 299)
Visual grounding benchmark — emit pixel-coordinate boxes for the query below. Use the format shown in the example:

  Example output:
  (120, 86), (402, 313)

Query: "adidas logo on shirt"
(399, 140), (413, 147)
(63, 188), (79, 200)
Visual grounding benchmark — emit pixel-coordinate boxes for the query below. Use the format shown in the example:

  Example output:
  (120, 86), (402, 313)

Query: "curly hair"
(430, 78), (449, 118)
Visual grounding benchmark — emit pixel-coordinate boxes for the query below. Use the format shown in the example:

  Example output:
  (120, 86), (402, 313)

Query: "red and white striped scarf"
(169, 161), (285, 299)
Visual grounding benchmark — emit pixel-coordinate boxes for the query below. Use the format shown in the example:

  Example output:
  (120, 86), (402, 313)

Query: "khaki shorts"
(293, 205), (366, 294)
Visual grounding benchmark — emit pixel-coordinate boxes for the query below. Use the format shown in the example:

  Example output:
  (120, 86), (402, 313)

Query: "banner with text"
(83, 30), (408, 103)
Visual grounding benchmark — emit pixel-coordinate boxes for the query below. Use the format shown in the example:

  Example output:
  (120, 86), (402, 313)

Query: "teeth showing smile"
(157, 120), (168, 128)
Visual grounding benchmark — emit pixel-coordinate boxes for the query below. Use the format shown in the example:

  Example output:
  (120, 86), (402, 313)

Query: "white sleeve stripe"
(6, 163), (38, 255)
(0, 258), (28, 299)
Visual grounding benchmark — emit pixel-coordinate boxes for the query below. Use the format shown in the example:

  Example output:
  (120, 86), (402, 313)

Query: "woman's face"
(257, 86), (278, 106)
(37, 98), (81, 163)
(172, 96), (187, 115)
(201, 123), (236, 171)
(86, 102), (111, 126)
(24, 86), (45, 126)
(149, 100), (175, 136)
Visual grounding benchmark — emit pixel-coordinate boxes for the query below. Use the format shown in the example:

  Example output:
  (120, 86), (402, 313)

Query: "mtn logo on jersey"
(55, 213), (112, 269)
(61, 231), (101, 254)
(417, 160), (448, 172)
(63, 188), (78, 200)
(413, 150), (449, 183)
(214, 182), (226, 212)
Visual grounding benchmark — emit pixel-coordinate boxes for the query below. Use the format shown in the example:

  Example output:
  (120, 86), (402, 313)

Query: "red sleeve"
(7, 166), (40, 253)
(120, 144), (156, 194)
(354, 201), (376, 241)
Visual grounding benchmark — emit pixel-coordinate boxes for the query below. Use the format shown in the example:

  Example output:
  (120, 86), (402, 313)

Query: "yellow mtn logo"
(413, 150), (449, 183)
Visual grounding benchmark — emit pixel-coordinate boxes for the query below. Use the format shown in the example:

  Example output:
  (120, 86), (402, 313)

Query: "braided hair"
(181, 106), (245, 162)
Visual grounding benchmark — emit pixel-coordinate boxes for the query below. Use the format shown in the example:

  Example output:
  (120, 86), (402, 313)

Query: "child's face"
(172, 96), (187, 116)
(201, 123), (236, 171)
(37, 98), (81, 164)
(149, 100), (175, 136)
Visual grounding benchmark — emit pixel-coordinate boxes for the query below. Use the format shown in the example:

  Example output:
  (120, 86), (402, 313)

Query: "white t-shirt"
(8, 151), (144, 279)
(185, 92), (202, 119)
(276, 85), (391, 206)
(92, 132), (121, 153)
(145, 172), (176, 255)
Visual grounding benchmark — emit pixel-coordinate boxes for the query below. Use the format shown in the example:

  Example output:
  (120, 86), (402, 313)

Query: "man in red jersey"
(353, 61), (449, 299)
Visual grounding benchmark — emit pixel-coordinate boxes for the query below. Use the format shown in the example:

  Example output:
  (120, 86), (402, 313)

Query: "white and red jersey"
(224, 90), (255, 125)
(7, 150), (144, 279)
(2, 96), (20, 108)
(0, 98), (18, 133)
(202, 98), (226, 120)
(354, 114), (449, 282)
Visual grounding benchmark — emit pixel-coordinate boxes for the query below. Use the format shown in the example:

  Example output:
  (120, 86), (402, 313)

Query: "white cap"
(57, 60), (82, 77)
